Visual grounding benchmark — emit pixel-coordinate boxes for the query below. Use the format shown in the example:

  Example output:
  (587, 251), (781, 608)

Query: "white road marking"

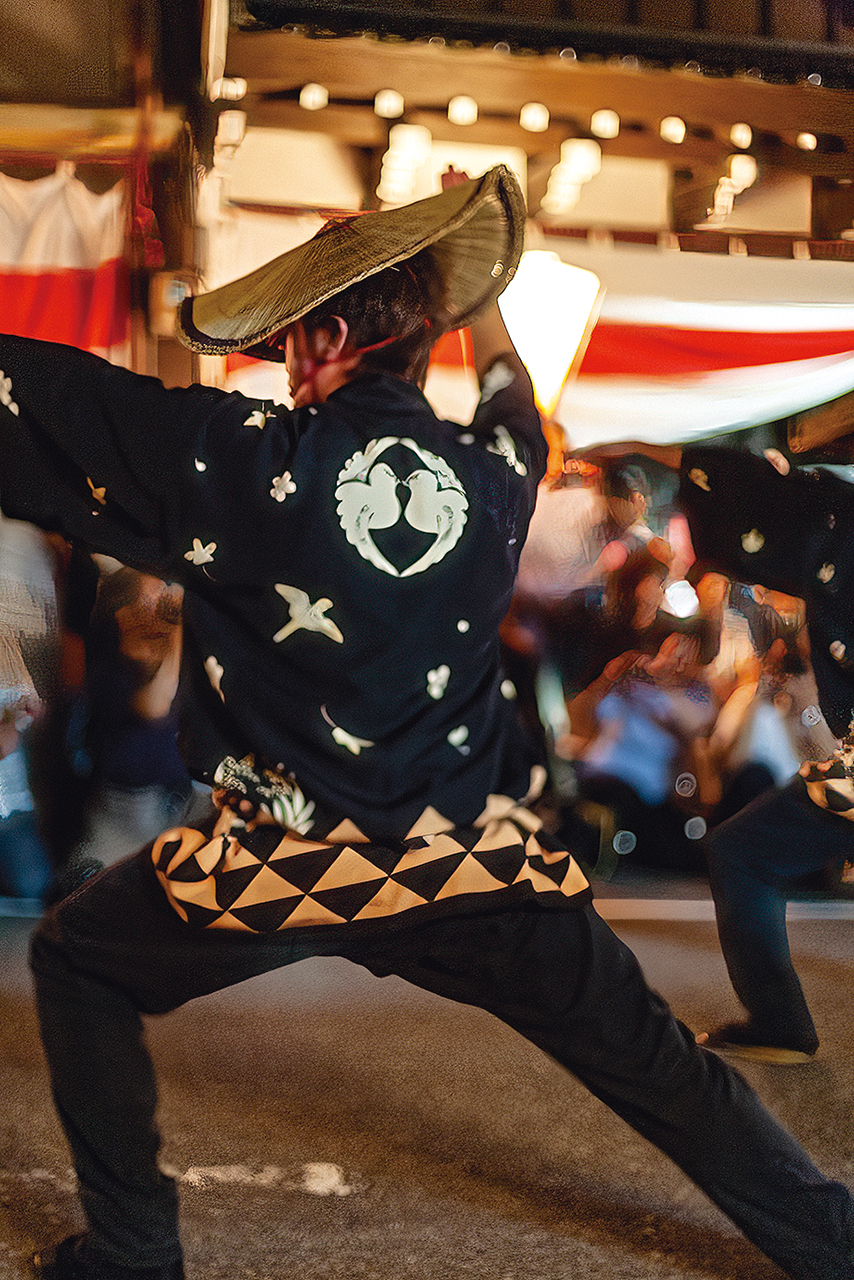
(175, 1162), (354, 1196)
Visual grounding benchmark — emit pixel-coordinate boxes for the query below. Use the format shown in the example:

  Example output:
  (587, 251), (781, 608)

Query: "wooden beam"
(0, 104), (186, 160)
(226, 30), (854, 146)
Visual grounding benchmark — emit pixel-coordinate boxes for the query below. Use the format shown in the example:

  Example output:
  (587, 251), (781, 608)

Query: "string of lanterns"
(290, 76), (794, 217)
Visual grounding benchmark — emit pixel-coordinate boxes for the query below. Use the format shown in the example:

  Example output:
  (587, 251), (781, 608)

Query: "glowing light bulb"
(448, 96), (478, 126)
(299, 83), (328, 111)
(660, 116), (687, 144)
(520, 102), (550, 132)
(591, 109), (620, 139)
(374, 90), (404, 119)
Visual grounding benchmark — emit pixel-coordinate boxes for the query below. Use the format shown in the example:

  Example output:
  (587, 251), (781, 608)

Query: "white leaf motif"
(271, 784), (316, 834)
(204, 656), (225, 701)
(332, 726), (375, 755)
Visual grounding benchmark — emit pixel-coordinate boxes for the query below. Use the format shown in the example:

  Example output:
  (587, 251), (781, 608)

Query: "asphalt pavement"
(0, 867), (850, 1280)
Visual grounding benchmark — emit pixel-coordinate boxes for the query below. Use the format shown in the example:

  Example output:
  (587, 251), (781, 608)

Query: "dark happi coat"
(0, 337), (589, 933)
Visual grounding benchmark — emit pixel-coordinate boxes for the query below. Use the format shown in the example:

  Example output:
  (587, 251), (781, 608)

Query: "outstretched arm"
(440, 165), (527, 386)
(468, 304), (521, 385)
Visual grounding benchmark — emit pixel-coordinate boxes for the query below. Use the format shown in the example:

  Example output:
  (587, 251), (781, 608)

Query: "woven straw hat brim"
(178, 166), (526, 355)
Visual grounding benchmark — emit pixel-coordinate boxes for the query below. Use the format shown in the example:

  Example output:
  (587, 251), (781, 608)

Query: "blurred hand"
(645, 632), (701, 683)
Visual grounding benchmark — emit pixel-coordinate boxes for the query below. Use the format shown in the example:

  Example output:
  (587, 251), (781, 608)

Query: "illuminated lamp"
(797, 132), (818, 150)
(520, 102), (550, 132)
(730, 122), (753, 148)
(498, 249), (602, 421)
(660, 116), (686, 143)
(376, 123), (432, 205)
(374, 90), (404, 119)
(560, 137), (602, 181)
(729, 153), (757, 192)
(299, 83), (328, 111)
(591, 109), (620, 139)
(448, 96), (478, 126)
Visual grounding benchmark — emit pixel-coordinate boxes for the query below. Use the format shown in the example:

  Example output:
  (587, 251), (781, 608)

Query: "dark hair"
(604, 462), (649, 503)
(301, 246), (451, 384)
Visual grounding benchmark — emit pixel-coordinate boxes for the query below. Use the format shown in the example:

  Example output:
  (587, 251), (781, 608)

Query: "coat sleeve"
(0, 335), (247, 573)
(678, 445), (845, 598)
(469, 351), (547, 483)
(678, 444), (854, 738)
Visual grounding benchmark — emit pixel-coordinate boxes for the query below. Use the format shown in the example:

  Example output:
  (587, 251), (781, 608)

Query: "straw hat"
(178, 166), (526, 356)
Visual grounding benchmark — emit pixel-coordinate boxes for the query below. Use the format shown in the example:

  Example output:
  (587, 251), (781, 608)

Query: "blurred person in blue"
(0, 514), (60, 901)
(59, 565), (206, 894)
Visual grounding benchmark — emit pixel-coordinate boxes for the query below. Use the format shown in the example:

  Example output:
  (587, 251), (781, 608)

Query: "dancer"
(0, 169), (848, 1278)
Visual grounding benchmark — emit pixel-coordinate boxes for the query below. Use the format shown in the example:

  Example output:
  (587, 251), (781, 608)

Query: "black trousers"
(30, 848), (854, 1280)
(707, 776), (854, 1052)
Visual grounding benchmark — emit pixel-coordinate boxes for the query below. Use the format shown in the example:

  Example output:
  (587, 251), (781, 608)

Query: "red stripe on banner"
(579, 322), (854, 376)
(0, 259), (130, 351)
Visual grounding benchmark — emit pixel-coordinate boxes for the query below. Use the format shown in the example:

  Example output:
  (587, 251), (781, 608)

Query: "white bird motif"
(400, 469), (469, 577)
(335, 461), (402, 576)
(332, 726), (374, 755)
(335, 438), (470, 578)
(320, 704), (374, 755)
(274, 584), (344, 644)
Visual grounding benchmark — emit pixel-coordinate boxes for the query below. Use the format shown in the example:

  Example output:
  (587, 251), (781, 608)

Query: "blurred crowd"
(0, 520), (202, 905)
(501, 453), (842, 884)
(0, 447), (843, 905)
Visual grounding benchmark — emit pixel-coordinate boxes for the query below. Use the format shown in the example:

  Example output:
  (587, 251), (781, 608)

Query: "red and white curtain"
(560, 293), (854, 449)
(0, 162), (129, 357)
(209, 211), (854, 449)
